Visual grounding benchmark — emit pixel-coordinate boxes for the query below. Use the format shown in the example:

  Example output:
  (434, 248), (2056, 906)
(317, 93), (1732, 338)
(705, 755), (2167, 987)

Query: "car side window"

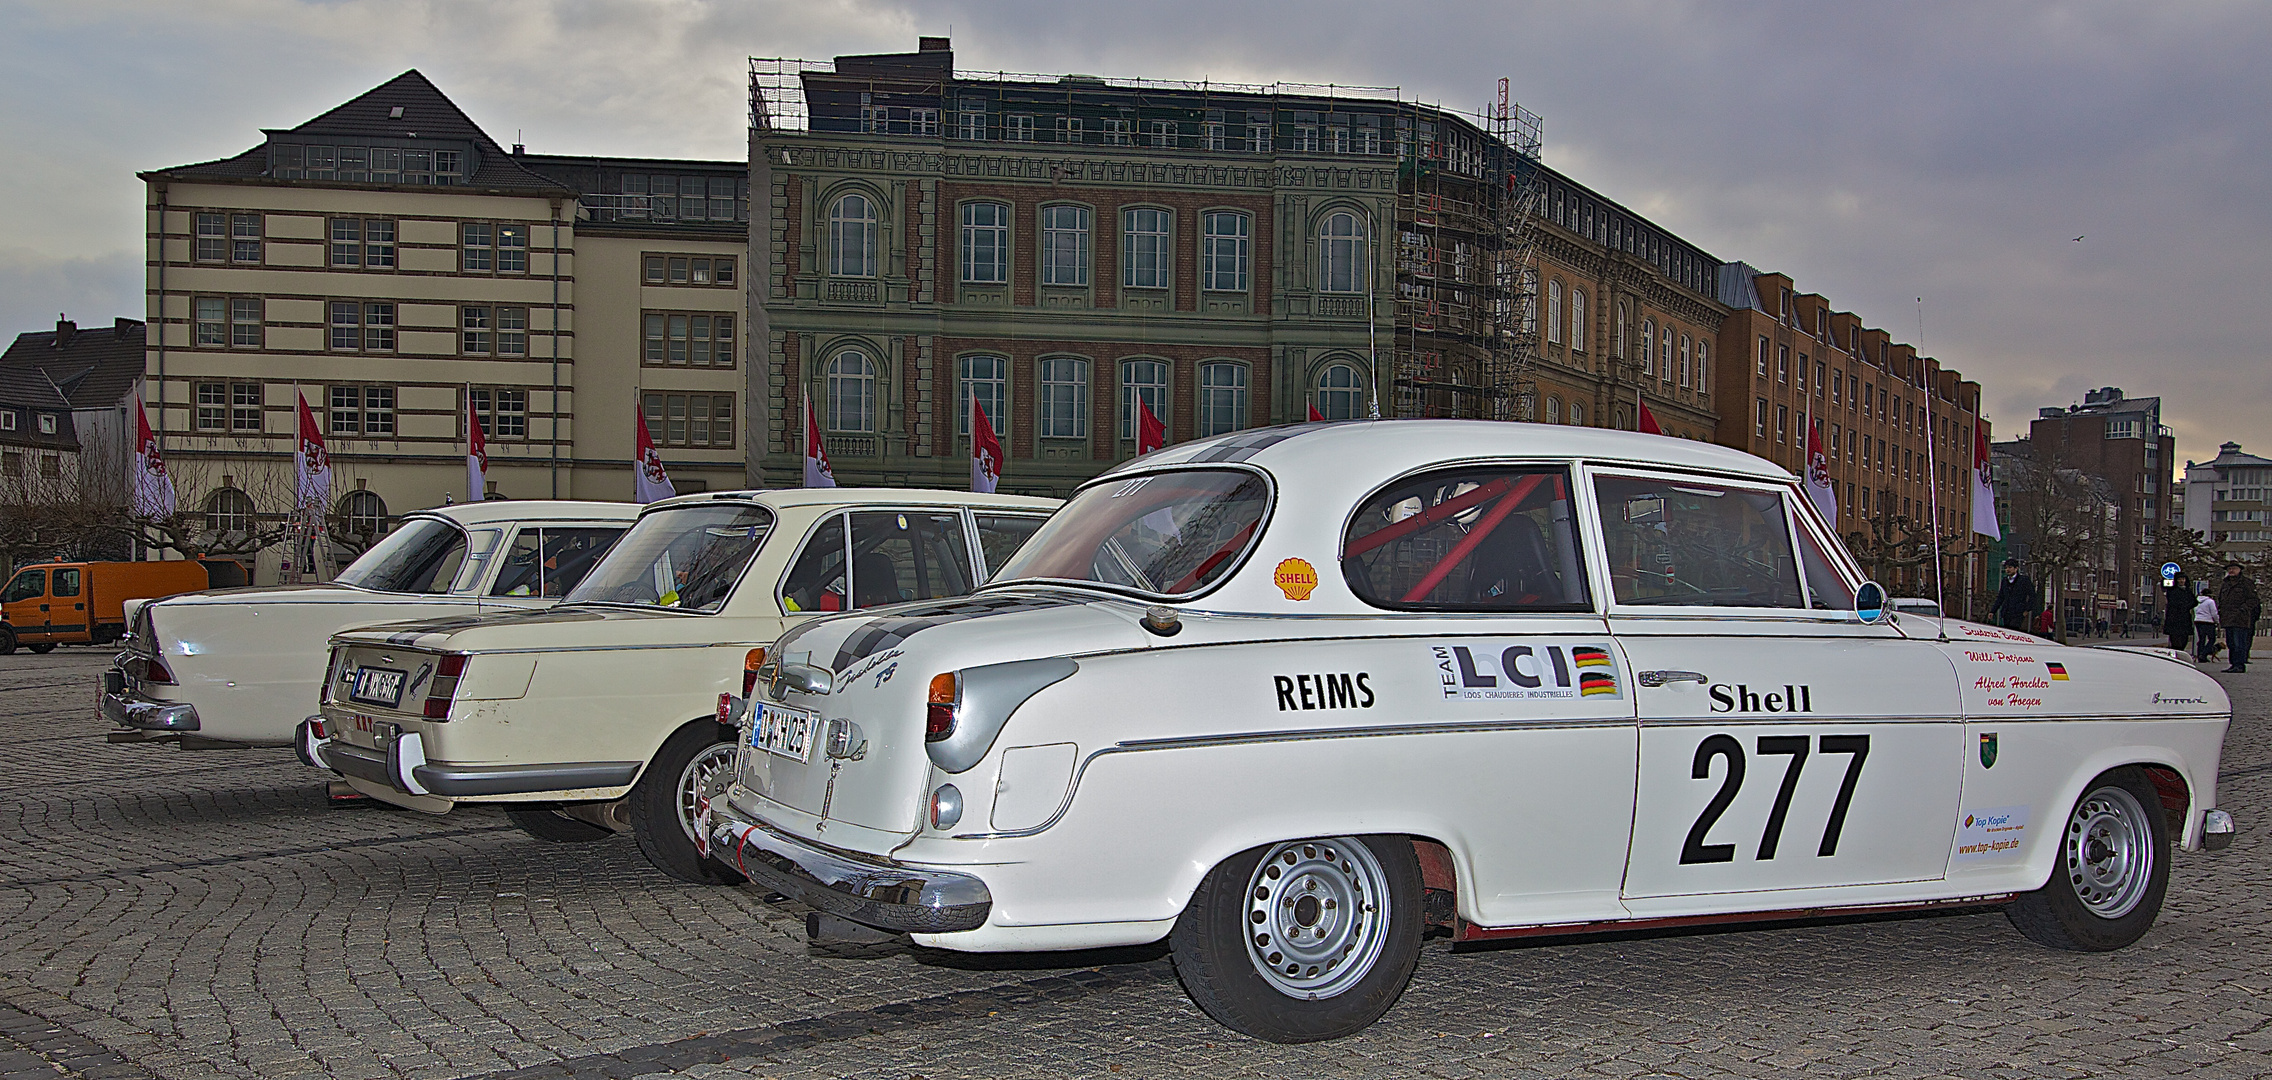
(1594, 474), (1803, 608)
(4, 570), (46, 602)
(490, 527), (626, 597)
(1795, 521), (1855, 611)
(51, 568), (80, 597)
(780, 515), (850, 613)
(848, 511), (975, 607)
(1341, 466), (1590, 611)
(973, 513), (1046, 580)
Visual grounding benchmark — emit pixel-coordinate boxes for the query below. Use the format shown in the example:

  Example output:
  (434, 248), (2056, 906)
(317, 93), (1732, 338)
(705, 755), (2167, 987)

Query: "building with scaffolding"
(745, 38), (1728, 491)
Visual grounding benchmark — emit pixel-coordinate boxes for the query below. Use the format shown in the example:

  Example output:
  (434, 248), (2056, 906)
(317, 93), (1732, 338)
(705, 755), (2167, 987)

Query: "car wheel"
(1169, 835), (1423, 1043)
(629, 722), (748, 885)
(503, 805), (614, 843)
(0, 627), (14, 654)
(25, 642), (54, 654)
(2007, 767), (2170, 952)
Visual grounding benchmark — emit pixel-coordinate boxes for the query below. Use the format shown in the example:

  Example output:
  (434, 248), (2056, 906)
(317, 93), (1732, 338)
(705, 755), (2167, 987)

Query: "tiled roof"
(143, 70), (566, 193)
(0, 320), (144, 411)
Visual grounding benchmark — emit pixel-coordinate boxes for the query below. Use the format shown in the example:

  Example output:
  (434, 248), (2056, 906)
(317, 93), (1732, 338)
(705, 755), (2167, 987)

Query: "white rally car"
(705, 421), (2236, 1043)
(101, 500), (637, 749)
(314, 488), (1055, 884)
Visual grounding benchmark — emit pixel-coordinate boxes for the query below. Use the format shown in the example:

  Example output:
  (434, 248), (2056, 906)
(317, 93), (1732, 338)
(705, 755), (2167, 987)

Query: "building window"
(338, 490), (387, 540)
(1316, 363), (1365, 420)
(204, 488), (256, 537)
(194, 297), (226, 346)
(229, 214), (261, 263)
(1205, 120), (1227, 150)
(330, 219), (395, 268)
(828, 193), (878, 278)
(194, 213), (226, 262)
(1543, 396), (1561, 424)
(328, 386), (396, 436)
(957, 103), (987, 140)
(642, 392), (735, 448)
(1796, 354), (1808, 393)
(1777, 345), (1790, 383)
(1007, 115), (1035, 142)
(230, 298), (263, 348)
(330, 302), (393, 351)
(1055, 117), (1083, 144)
(1696, 342), (1708, 394)
(1678, 335), (1691, 387)
(826, 351), (875, 432)
(1246, 111), (1271, 153)
(469, 388), (528, 439)
(912, 108), (939, 136)
(0, 413), (12, 432)
(1123, 207), (1171, 289)
(642, 311), (733, 367)
(1660, 331), (1672, 382)
(1318, 211), (1367, 294)
(1570, 290), (1586, 351)
(1102, 119), (1132, 145)
(1569, 401), (1586, 426)
(1547, 280), (1564, 344)
(959, 354), (1008, 437)
(1037, 357), (1088, 439)
(1149, 120), (1178, 147)
(1639, 320), (1655, 375)
(1776, 404), (1789, 443)
(1041, 205), (1091, 287)
(961, 202), (1009, 284)
(1294, 124), (1318, 153)
(1202, 211), (1250, 292)
(1121, 358), (1168, 440)
(643, 255), (735, 285)
(462, 306), (532, 357)
(461, 222), (492, 271)
(1616, 301), (1629, 358)
(1199, 362), (1248, 436)
(1755, 398), (1768, 439)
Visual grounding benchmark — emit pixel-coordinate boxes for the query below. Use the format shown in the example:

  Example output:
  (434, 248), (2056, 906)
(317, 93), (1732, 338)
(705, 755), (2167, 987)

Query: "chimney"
(53, 316), (74, 348)
(115, 317), (136, 338)
(919, 36), (951, 51)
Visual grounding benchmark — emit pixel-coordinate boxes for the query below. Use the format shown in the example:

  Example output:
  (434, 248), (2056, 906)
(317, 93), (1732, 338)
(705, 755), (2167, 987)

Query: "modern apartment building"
(2183, 441), (2272, 559)
(138, 71), (748, 579)
(2025, 387), (2178, 620)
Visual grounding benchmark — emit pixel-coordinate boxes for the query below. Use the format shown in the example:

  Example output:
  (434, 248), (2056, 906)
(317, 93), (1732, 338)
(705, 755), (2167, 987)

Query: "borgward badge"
(1979, 732), (1999, 769)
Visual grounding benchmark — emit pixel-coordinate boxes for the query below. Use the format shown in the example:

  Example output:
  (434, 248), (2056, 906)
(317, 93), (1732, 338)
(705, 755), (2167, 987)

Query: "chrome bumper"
(704, 806), (991, 935)
(320, 736), (639, 799)
(99, 679), (199, 732)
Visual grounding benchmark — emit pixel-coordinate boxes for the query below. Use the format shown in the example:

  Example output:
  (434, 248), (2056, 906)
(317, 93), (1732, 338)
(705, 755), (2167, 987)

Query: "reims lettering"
(1707, 683), (1815, 713)
(1274, 672), (1376, 712)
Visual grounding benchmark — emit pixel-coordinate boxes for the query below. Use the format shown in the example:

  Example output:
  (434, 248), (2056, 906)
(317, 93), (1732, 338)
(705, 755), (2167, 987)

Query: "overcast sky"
(4, 1), (2266, 463)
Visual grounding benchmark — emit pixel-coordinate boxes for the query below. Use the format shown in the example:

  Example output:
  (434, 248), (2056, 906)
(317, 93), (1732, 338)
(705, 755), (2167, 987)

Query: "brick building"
(2027, 387), (2178, 620)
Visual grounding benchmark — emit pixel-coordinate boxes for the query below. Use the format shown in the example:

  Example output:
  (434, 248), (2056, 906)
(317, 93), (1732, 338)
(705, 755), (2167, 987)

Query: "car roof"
(1102, 420), (1793, 486)
(408, 500), (644, 526)
(642, 488), (1061, 513)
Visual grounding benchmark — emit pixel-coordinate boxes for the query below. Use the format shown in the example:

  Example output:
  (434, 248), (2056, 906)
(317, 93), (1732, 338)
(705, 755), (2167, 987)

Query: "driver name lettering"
(1273, 673), (1374, 712)
(1429, 642), (1620, 701)
(1707, 683), (1814, 713)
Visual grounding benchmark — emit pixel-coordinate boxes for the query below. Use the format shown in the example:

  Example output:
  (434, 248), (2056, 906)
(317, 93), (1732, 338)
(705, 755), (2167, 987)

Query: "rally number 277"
(1680, 733), (1870, 864)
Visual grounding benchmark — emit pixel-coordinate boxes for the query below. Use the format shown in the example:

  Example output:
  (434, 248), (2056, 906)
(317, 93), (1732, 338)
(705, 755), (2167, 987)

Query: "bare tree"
(1843, 512), (1979, 606)
(2001, 453), (2118, 644)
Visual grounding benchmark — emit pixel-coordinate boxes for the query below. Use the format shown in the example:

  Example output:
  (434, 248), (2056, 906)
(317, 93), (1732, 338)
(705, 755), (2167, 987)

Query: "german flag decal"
(1571, 646), (1613, 669)
(2046, 662), (2069, 681)
(1579, 671), (1619, 696)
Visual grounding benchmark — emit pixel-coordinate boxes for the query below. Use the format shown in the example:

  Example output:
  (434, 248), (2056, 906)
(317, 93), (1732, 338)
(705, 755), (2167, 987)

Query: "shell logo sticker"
(1273, 558), (1319, 601)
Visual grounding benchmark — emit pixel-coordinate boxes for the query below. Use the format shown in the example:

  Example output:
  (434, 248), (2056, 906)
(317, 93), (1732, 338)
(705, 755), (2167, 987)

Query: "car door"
(2, 568), (47, 636)
(49, 567), (85, 638)
(1596, 469), (1965, 912)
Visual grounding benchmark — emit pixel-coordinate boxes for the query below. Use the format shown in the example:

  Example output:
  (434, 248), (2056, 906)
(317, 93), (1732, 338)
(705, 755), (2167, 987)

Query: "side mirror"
(1855, 581), (1889, 625)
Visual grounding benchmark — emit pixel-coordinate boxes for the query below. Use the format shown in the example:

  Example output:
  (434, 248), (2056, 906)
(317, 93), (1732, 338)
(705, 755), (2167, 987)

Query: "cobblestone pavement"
(1, 646), (2265, 1079)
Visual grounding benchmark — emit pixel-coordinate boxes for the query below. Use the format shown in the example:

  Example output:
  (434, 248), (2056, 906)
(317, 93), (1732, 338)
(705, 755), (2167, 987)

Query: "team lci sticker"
(1954, 806), (2030, 860)
(1431, 642), (1620, 700)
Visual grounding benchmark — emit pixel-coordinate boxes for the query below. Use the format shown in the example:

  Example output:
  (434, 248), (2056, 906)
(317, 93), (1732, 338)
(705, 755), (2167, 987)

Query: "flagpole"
(1925, 386), (1947, 626)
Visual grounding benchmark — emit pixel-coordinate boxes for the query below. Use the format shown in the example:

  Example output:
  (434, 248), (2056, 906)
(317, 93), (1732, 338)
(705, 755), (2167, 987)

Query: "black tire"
(0, 626), (13, 654)
(629, 721), (747, 885)
(504, 804), (615, 843)
(2007, 766), (2170, 952)
(1170, 835), (1423, 1043)
(24, 643), (54, 654)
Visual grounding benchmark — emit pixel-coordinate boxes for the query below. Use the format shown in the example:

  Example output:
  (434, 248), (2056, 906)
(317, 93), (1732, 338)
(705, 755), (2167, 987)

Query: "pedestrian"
(2036, 607), (2057, 639)
(2194, 588), (2221, 663)
(2216, 562), (2262, 673)
(1993, 562), (2038, 632)
(2163, 573), (2194, 653)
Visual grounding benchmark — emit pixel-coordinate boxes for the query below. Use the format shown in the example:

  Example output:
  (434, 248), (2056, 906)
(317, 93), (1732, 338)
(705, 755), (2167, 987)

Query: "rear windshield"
(991, 469), (1269, 598)
(563, 504), (773, 613)
(335, 518), (468, 594)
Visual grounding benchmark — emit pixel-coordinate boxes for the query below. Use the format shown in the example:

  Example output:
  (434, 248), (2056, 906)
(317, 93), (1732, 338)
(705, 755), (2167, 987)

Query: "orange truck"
(0, 560), (243, 654)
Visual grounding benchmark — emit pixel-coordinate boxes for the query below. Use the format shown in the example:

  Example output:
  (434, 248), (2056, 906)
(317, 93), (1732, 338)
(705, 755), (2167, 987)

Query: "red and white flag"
(633, 406), (676, 504)
(1308, 402), (1327, 423)
(467, 394), (489, 502)
(1972, 423), (2001, 540)
(802, 392), (834, 488)
(295, 393), (331, 511)
(1637, 401), (1663, 435)
(130, 397), (174, 519)
(970, 396), (1003, 494)
(1804, 418), (1837, 529)
(1136, 399), (1166, 456)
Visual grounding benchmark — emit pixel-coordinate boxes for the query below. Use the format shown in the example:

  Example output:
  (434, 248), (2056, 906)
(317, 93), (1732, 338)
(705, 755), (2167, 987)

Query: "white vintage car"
(313, 488), (1056, 884)
(101, 500), (637, 749)
(704, 421), (2236, 1043)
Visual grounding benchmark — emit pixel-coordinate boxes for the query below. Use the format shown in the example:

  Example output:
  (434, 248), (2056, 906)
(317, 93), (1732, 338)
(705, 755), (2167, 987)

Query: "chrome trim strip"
(100, 693), (199, 732)
(311, 742), (638, 796)
(706, 812), (990, 934)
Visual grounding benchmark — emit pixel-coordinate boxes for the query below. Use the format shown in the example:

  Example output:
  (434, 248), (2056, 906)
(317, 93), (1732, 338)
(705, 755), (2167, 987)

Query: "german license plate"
(753, 702), (817, 763)
(349, 667), (407, 709)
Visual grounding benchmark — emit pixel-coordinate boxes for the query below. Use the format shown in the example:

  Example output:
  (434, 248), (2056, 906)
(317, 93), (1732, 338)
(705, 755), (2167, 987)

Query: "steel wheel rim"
(2065, 784), (2154, 918)
(676, 742), (738, 845)
(1242, 838), (1390, 1000)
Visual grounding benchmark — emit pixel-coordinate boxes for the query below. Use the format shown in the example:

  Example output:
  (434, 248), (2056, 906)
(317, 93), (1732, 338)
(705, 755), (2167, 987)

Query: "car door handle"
(1638, 670), (1709, 687)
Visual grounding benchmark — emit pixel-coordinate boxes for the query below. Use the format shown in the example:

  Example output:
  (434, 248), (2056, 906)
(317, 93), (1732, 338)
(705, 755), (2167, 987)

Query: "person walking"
(2216, 562), (2261, 673)
(1993, 562), (2038, 632)
(2163, 573), (2194, 654)
(2194, 588), (2221, 663)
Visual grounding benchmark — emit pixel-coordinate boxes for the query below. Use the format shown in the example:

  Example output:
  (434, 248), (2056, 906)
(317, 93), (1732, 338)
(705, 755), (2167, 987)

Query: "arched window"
(1199, 362), (1248, 435)
(1120, 359), (1168, 440)
(1315, 363), (1365, 420)
(825, 350), (875, 432)
(1615, 300), (1629, 358)
(959, 354), (1007, 436)
(1569, 401), (1586, 426)
(828, 193), (877, 278)
(960, 201), (1008, 284)
(1318, 211), (1367, 294)
(1543, 396), (1561, 424)
(1570, 289), (1586, 352)
(1661, 331), (1673, 382)
(1678, 334), (1692, 388)
(1547, 280), (1564, 344)
(1037, 356), (1088, 439)
(336, 489), (387, 540)
(204, 487), (255, 537)
(1695, 342), (1708, 395)
(1640, 319), (1655, 375)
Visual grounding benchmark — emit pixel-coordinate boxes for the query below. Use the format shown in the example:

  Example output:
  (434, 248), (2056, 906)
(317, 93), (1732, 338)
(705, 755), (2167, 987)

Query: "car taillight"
(423, 654), (469, 720)
(138, 654), (177, 686)
(926, 672), (959, 742)
(742, 647), (768, 697)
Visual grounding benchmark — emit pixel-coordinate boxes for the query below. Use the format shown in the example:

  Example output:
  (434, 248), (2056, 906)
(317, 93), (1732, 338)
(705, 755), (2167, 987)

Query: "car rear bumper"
(99, 670), (199, 732)
(318, 736), (639, 799)
(702, 800), (992, 935)
(2204, 808), (2236, 851)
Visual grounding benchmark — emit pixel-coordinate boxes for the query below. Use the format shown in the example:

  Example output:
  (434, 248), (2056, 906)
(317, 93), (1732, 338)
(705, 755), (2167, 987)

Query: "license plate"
(753, 702), (817, 763)
(349, 667), (408, 709)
